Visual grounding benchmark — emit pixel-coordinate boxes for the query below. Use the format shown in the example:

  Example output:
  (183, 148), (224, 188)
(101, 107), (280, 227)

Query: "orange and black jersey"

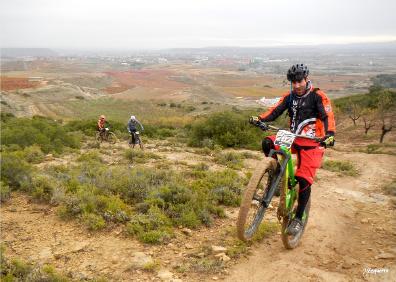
(259, 86), (335, 138)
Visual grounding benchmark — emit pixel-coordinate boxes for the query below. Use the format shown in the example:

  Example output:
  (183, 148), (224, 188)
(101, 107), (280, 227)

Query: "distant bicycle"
(96, 128), (117, 144)
(129, 131), (144, 149)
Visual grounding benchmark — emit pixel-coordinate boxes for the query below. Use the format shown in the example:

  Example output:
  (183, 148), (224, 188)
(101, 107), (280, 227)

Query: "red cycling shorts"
(266, 135), (324, 185)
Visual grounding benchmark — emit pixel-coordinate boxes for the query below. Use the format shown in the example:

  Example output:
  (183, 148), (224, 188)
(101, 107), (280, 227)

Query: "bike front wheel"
(237, 159), (278, 241)
(95, 132), (102, 142)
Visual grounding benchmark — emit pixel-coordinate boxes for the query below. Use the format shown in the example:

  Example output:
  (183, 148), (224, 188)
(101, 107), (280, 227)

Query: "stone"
(39, 247), (53, 260)
(214, 252), (231, 262)
(211, 245), (227, 254)
(360, 218), (369, 224)
(45, 154), (54, 161)
(375, 253), (395, 260)
(181, 228), (192, 236)
(185, 243), (193, 249)
(71, 242), (89, 253)
(131, 252), (154, 269)
(157, 269), (173, 281)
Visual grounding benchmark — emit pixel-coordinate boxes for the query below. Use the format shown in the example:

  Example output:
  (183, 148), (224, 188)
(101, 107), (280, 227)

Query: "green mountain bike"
(237, 120), (322, 249)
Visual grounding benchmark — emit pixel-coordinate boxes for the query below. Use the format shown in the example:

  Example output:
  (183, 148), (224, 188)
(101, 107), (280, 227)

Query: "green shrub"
(10, 259), (32, 279)
(30, 175), (56, 202)
(191, 169), (244, 207)
(0, 181), (11, 203)
(0, 151), (32, 188)
(82, 213), (106, 230)
(1, 116), (81, 154)
(143, 124), (177, 139)
(127, 206), (172, 244)
(22, 145), (45, 163)
(187, 111), (267, 149)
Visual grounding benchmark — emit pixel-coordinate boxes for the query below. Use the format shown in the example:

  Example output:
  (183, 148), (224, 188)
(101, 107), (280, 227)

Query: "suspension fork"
(261, 148), (290, 208)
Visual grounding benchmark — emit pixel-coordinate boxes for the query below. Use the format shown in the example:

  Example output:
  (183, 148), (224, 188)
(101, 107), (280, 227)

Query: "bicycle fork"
(260, 149), (290, 209)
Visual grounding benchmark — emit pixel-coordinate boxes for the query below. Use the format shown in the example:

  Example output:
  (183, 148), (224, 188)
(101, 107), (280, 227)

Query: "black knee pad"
(296, 176), (311, 193)
(262, 138), (274, 156)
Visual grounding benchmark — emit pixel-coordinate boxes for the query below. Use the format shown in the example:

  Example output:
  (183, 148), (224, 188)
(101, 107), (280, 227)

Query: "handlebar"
(252, 120), (323, 143)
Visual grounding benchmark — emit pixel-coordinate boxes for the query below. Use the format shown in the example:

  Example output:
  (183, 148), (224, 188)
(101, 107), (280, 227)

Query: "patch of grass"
(125, 149), (161, 163)
(366, 143), (396, 155)
(142, 260), (160, 272)
(77, 150), (103, 162)
(190, 258), (224, 274)
(214, 151), (244, 169)
(226, 240), (249, 258)
(382, 179), (396, 196)
(322, 160), (359, 176)
(252, 221), (280, 242)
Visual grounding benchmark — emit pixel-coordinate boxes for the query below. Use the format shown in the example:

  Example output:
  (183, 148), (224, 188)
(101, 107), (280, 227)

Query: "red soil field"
(1, 77), (40, 91)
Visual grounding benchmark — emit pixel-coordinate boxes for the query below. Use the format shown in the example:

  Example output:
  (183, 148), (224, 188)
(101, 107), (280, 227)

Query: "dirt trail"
(224, 150), (396, 282)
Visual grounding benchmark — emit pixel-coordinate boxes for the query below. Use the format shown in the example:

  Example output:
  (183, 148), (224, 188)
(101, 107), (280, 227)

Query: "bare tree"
(347, 102), (361, 126)
(379, 115), (393, 143)
(362, 109), (375, 135)
(377, 92), (394, 143)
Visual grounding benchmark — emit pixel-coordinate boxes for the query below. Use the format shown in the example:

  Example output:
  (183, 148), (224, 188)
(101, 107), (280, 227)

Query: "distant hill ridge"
(1, 48), (58, 58)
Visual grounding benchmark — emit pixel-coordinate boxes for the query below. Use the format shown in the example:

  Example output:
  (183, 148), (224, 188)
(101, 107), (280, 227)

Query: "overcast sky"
(1, 0), (395, 49)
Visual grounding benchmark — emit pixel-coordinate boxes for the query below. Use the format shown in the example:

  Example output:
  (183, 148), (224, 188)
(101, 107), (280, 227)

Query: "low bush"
(0, 151), (32, 189)
(0, 181), (11, 202)
(1, 115), (81, 154)
(187, 110), (269, 149)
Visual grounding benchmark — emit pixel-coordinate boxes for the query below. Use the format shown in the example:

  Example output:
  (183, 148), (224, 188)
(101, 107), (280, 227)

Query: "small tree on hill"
(346, 101), (362, 126)
(362, 109), (376, 135)
(376, 92), (395, 143)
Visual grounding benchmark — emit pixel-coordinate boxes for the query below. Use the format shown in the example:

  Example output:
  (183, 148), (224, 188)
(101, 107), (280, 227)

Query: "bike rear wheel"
(107, 132), (117, 144)
(237, 159), (278, 241)
(281, 197), (311, 249)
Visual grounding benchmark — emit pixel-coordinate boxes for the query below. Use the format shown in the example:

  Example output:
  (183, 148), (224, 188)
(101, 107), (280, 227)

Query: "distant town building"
(257, 97), (280, 107)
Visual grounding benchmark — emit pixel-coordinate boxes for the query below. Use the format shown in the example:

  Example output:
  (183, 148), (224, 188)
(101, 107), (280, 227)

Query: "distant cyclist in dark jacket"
(127, 115), (144, 145)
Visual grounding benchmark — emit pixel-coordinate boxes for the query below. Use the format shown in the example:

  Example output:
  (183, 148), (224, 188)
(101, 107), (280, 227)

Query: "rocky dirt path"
(224, 150), (396, 282)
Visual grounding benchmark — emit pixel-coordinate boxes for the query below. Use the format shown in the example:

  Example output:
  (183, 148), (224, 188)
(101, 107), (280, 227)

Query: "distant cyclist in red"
(253, 64), (335, 235)
(97, 115), (107, 138)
